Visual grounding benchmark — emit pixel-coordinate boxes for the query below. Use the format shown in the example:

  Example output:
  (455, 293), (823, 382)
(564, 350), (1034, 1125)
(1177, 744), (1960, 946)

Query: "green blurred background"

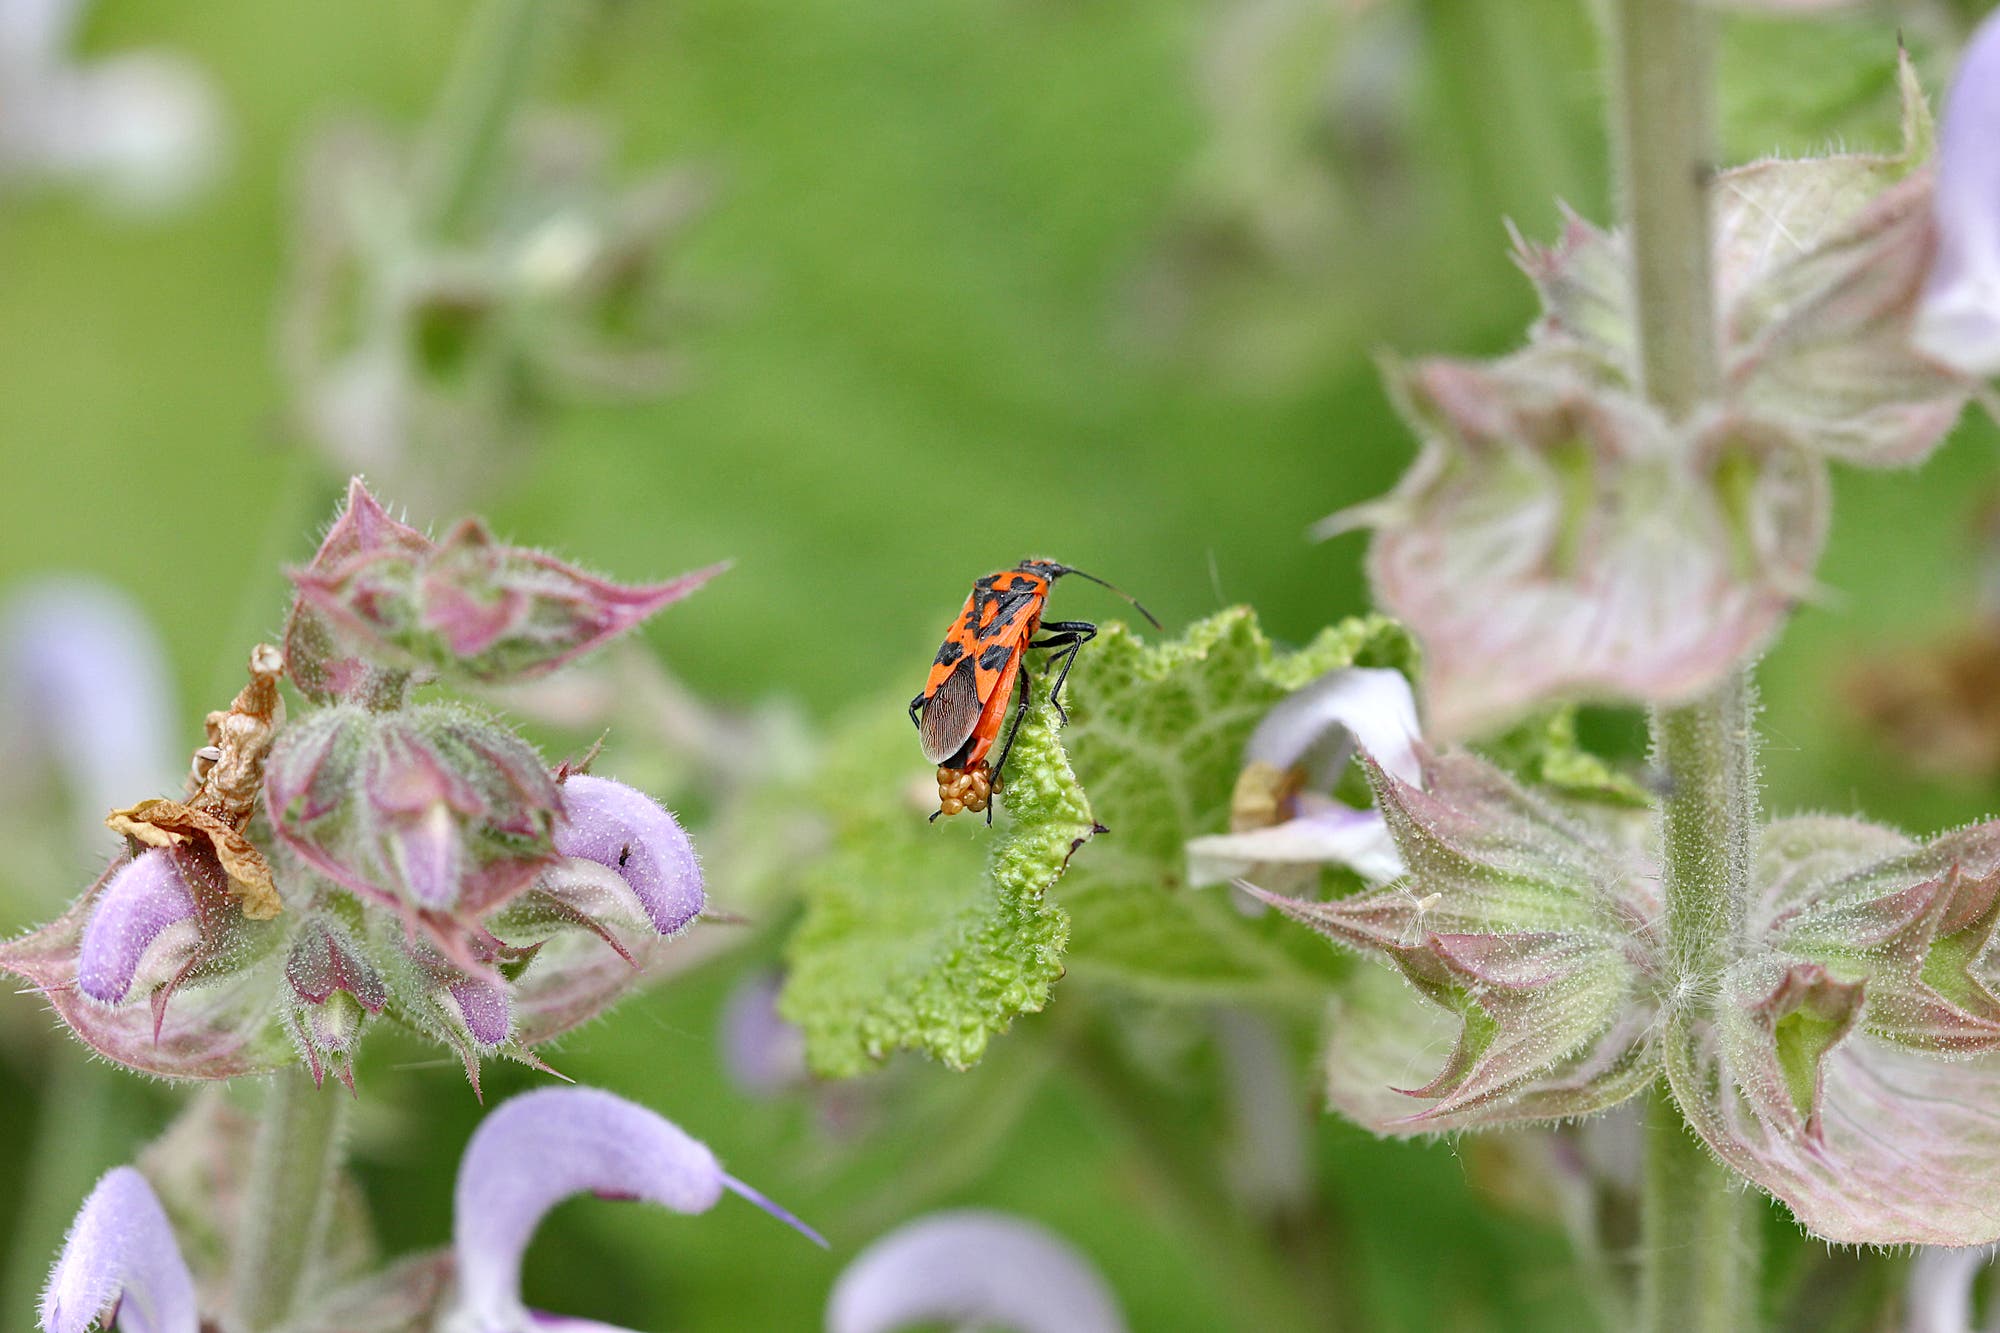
(1, 0), (1994, 1327)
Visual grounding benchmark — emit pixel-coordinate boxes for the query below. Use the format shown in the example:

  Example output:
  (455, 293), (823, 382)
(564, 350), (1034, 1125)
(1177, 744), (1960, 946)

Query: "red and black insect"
(910, 558), (1160, 822)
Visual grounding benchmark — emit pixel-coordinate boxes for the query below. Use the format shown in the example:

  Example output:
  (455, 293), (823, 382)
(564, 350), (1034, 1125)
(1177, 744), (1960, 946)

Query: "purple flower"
(40, 1166), (197, 1333)
(75, 850), (199, 1005)
(719, 970), (808, 1098)
(1918, 9), (2000, 376)
(444, 1086), (822, 1332)
(1184, 667), (1416, 891)
(825, 1210), (1126, 1333)
(0, 577), (177, 855)
(550, 773), (705, 937)
(265, 702), (564, 932)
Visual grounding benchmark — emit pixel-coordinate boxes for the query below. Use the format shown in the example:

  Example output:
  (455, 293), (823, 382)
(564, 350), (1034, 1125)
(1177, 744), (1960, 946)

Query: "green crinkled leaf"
(1052, 607), (1416, 1001)
(781, 606), (1415, 1076)
(781, 687), (1096, 1077)
(1479, 708), (1651, 807)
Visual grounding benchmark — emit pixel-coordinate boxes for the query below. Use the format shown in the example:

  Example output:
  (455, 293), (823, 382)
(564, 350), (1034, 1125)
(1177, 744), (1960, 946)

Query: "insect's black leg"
(986, 664), (1035, 825)
(1029, 620), (1096, 724)
(908, 694), (927, 727)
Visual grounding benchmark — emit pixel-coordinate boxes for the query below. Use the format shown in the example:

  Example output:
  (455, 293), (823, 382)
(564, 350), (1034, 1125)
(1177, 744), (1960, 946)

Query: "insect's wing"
(917, 656), (983, 764)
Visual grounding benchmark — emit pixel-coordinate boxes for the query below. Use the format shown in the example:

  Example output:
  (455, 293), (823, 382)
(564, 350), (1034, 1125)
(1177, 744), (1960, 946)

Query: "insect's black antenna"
(1051, 565), (1164, 630)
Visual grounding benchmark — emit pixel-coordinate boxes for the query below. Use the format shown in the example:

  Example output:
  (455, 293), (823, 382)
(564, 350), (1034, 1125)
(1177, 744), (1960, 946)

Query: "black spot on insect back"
(979, 641), (1014, 671)
(935, 640), (965, 667)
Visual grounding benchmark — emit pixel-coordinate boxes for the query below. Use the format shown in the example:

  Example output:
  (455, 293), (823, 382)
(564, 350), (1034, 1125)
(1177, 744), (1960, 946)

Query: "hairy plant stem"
(416, 0), (549, 239)
(228, 1070), (349, 1332)
(1606, 1), (1762, 1329)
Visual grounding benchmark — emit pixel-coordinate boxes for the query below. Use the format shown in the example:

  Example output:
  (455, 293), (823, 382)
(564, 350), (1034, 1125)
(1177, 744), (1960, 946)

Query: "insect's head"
(1013, 558), (1164, 630)
(1014, 557), (1068, 582)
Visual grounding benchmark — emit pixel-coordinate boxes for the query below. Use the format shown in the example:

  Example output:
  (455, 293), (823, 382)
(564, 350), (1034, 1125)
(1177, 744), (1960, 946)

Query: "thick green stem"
(1608, 0), (1717, 419)
(415, 0), (550, 239)
(1654, 673), (1755, 986)
(228, 1071), (349, 1331)
(1641, 1086), (1759, 1332)
(1605, 1), (1762, 1329)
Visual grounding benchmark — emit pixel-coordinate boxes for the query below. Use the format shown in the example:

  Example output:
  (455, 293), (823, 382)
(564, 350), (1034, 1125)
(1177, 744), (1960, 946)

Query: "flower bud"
(286, 480), (723, 688)
(76, 849), (198, 1005)
(549, 773), (704, 936)
(267, 703), (563, 922)
(40, 1167), (197, 1333)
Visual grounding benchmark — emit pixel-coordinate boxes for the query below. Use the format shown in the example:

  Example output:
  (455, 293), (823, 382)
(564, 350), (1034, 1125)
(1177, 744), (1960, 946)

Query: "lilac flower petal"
(1, 578), (176, 851)
(40, 1166), (197, 1333)
(1918, 9), (2000, 375)
(552, 774), (704, 936)
(393, 804), (465, 908)
(449, 1087), (821, 1332)
(1186, 801), (1403, 888)
(448, 978), (513, 1047)
(1243, 666), (1421, 787)
(825, 1210), (1126, 1333)
(720, 971), (808, 1098)
(76, 851), (198, 1005)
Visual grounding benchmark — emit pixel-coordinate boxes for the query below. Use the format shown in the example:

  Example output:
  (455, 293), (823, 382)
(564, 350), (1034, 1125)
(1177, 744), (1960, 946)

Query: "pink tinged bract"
(1664, 814), (2000, 1245)
(286, 480), (726, 690)
(41, 1167), (198, 1333)
(0, 849), (292, 1081)
(445, 1087), (823, 1333)
(1324, 356), (1828, 740)
(76, 850), (198, 1004)
(551, 773), (704, 936)
(1918, 8), (2000, 376)
(825, 1210), (1127, 1333)
(1186, 667), (1418, 888)
(1252, 747), (1663, 1131)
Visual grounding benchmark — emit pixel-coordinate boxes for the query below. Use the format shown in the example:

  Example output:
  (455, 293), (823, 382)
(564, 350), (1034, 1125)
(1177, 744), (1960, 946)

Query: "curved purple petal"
(552, 774), (704, 936)
(76, 850), (198, 1004)
(825, 1210), (1126, 1333)
(40, 1166), (197, 1333)
(447, 978), (513, 1047)
(449, 1087), (821, 1331)
(1918, 9), (2000, 375)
